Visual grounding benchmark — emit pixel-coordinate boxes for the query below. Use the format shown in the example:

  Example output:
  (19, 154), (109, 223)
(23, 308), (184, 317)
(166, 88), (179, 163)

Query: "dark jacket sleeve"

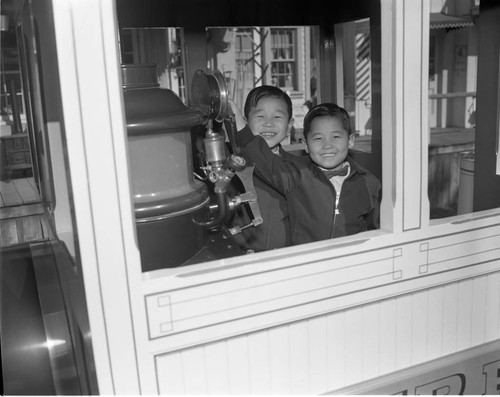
(364, 174), (381, 230)
(235, 125), (300, 195)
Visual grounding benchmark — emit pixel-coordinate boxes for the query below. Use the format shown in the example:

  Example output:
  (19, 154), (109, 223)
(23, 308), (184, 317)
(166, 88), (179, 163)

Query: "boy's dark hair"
(303, 103), (352, 139)
(244, 85), (293, 120)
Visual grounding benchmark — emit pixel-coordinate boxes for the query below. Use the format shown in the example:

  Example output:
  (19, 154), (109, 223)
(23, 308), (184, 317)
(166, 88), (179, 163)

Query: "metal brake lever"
(228, 164), (263, 236)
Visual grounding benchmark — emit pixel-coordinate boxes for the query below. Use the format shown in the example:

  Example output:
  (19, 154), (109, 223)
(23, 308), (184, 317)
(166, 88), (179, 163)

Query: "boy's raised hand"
(228, 99), (247, 132)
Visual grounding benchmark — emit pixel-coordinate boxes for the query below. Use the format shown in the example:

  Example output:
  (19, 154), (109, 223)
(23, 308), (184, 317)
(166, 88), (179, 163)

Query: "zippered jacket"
(236, 125), (381, 245)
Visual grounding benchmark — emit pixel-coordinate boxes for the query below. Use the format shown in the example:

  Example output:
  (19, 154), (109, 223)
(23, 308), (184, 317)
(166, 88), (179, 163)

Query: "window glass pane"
(427, 19), (477, 219)
(119, 27), (187, 103)
(117, 23), (383, 270)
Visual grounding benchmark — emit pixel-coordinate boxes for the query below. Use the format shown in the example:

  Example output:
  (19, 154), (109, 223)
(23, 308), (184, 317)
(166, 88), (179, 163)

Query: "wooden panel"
(144, 222), (500, 366)
(289, 321), (309, 393)
(156, 352), (184, 394)
(456, 280), (473, 351)
(344, 307), (363, 385)
(0, 212), (51, 247)
(470, 277), (487, 346)
(12, 178), (39, 204)
(0, 218), (18, 245)
(395, 295), (412, 368)
(19, 215), (43, 242)
(146, 215), (500, 396)
(204, 343), (230, 394)
(308, 316), (328, 393)
(247, 330), (271, 394)
(0, 202), (44, 220)
(426, 286), (444, 360)
(268, 325), (291, 393)
(362, 303), (380, 380)
(411, 290), (429, 365)
(145, 247), (398, 339)
(180, 348), (206, 394)
(0, 180), (23, 206)
(0, 177), (39, 208)
(226, 336), (250, 393)
(153, 272), (500, 395)
(0, 134), (33, 178)
(26, 177), (37, 191)
(40, 213), (55, 240)
(378, 299), (397, 374)
(326, 311), (346, 391)
(484, 273), (500, 341)
(333, 340), (500, 395)
(441, 283), (459, 355)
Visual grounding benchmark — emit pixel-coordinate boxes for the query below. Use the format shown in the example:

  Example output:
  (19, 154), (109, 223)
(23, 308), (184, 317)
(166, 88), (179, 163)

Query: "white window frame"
(51, 0), (500, 393)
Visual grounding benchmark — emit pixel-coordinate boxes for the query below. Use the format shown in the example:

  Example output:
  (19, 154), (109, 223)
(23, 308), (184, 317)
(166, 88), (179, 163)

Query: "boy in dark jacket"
(231, 85), (298, 251)
(230, 102), (381, 246)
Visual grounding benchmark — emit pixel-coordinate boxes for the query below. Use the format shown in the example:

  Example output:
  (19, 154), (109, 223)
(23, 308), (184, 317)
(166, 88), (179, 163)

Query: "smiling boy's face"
(305, 116), (354, 170)
(247, 96), (294, 150)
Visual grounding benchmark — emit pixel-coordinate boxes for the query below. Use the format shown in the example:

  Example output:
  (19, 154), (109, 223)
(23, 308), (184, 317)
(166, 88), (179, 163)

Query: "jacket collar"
(310, 155), (366, 180)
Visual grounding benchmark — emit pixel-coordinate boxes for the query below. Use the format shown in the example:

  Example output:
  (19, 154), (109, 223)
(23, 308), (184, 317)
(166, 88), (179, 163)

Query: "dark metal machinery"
(122, 64), (262, 272)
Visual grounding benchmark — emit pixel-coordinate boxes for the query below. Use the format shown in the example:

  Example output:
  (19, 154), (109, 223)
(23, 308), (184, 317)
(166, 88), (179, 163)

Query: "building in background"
(428, 0), (478, 130)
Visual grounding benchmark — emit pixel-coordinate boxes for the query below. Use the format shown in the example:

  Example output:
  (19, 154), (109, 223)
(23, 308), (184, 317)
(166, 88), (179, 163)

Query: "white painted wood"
(268, 325), (291, 394)
(403, 0), (430, 231)
(344, 307), (364, 385)
(45, 0), (500, 394)
(141, 214), (500, 360)
(411, 290), (429, 365)
(180, 347), (207, 394)
(226, 336), (251, 394)
(380, 0), (404, 234)
(156, 352), (185, 394)
(326, 311), (346, 391)
(395, 295), (413, 369)
(331, 339), (500, 395)
(484, 273), (500, 341)
(247, 330), (271, 394)
(470, 276), (487, 346)
(151, 271), (500, 394)
(361, 303), (380, 381)
(289, 321), (310, 394)
(425, 286), (444, 360)
(378, 298), (397, 375)
(441, 282), (459, 355)
(204, 342), (230, 394)
(379, 0), (430, 232)
(308, 316), (328, 393)
(52, 0), (115, 392)
(456, 279), (474, 351)
(419, 1), (431, 229)
(52, 0), (144, 393)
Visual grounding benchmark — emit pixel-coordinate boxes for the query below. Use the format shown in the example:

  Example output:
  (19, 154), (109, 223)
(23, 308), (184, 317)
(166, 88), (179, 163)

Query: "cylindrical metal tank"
(122, 64), (209, 271)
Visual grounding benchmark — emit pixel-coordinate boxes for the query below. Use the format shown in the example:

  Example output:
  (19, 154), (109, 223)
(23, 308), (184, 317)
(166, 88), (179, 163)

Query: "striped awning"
(430, 13), (474, 29)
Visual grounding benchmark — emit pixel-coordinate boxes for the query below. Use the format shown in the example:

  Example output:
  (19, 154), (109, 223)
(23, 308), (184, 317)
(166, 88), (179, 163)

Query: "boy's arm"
(230, 100), (247, 132)
(365, 176), (382, 230)
(229, 101), (298, 195)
